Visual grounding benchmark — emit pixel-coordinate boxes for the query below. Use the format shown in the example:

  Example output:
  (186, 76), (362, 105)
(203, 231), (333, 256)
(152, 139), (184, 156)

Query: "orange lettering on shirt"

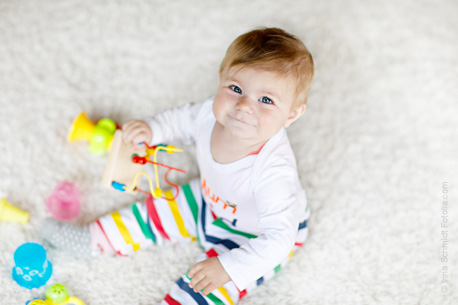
(201, 179), (237, 214)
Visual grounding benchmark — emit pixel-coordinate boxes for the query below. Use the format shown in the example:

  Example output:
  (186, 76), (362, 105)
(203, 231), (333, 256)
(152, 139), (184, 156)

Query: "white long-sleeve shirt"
(144, 97), (309, 290)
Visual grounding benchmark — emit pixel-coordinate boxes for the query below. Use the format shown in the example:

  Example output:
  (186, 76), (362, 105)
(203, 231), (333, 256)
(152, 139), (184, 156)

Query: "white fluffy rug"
(1, 0), (456, 304)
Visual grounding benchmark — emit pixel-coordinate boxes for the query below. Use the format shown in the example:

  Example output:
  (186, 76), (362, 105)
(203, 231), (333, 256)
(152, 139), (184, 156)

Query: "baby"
(43, 27), (314, 305)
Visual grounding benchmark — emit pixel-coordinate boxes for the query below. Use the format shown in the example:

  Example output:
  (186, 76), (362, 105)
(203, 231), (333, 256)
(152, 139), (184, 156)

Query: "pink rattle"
(46, 182), (80, 221)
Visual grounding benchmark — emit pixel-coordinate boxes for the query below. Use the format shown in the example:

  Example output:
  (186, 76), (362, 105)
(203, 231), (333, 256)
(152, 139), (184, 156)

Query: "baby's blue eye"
(260, 96), (273, 104)
(230, 85), (242, 94)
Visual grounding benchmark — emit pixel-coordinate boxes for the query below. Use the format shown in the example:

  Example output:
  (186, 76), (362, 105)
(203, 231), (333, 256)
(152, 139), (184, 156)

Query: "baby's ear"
(284, 105), (306, 128)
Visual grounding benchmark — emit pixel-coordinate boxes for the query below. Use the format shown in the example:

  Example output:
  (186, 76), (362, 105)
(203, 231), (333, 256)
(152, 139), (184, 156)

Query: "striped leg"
(160, 238), (308, 305)
(90, 179), (202, 256)
(161, 249), (239, 305)
(159, 194), (310, 305)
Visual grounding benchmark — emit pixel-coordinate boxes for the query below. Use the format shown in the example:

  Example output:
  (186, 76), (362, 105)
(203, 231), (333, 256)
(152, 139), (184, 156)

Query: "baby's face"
(213, 66), (303, 145)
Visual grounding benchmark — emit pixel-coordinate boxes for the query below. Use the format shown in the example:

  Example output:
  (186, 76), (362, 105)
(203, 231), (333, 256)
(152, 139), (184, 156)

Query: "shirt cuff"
(142, 117), (163, 145)
(217, 252), (250, 291)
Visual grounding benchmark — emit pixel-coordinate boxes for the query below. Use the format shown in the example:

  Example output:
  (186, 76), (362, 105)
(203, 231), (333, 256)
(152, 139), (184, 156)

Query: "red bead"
(132, 155), (146, 164)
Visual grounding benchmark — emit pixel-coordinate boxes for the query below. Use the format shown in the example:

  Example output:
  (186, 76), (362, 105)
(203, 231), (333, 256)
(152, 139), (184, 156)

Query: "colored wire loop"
(124, 142), (186, 201)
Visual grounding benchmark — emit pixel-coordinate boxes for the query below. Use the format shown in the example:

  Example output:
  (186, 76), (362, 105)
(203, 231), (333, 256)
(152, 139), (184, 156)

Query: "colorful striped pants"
(91, 179), (308, 305)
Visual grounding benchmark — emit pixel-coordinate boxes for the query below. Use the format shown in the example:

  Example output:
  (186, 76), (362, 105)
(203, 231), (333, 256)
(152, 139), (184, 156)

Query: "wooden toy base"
(102, 130), (147, 192)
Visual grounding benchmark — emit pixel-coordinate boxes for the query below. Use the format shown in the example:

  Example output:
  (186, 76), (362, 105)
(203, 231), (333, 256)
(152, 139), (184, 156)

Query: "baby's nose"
(236, 97), (254, 114)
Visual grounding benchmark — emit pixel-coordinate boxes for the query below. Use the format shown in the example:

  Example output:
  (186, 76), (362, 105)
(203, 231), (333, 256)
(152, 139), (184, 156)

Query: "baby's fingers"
(121, 120), (152, 149)
(201, 282), (218, 296)
(129, 130), (148, 147)
(193, 278), (212, 295)
(188, 270), (204, 289)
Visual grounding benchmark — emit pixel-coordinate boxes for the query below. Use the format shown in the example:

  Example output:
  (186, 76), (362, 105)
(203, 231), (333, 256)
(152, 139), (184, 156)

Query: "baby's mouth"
(230, 115), (256, 127)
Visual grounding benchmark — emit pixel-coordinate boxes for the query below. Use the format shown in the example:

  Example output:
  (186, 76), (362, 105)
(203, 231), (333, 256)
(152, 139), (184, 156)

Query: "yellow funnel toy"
(67, 112), (95, 143)
(68, 112), (117, 155)
(0, 198), (29, 223)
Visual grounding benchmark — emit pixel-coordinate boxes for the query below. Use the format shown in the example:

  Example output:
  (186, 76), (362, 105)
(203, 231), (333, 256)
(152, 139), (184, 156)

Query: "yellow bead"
(154, 188), (163, 198)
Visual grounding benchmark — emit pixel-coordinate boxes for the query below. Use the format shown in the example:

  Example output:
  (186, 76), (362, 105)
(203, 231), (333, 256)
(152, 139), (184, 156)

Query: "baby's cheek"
(213, 98), (230, 121)
(212, 97), (224, 117)
(259, 113), (284, 134)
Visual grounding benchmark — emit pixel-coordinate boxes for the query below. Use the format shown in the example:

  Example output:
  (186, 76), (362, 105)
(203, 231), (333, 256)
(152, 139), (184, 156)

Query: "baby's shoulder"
(253, 129), (299, 177)
(196, 96), (215, 118)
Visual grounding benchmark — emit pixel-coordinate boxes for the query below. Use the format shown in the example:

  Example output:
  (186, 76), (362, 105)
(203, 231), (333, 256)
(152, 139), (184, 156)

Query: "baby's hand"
(188, 257), (231, 296)
(122, 120), (153, 151)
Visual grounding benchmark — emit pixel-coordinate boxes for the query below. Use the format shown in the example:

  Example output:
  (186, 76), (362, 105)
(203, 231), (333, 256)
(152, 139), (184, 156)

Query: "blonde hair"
(219, 27), (314, 106)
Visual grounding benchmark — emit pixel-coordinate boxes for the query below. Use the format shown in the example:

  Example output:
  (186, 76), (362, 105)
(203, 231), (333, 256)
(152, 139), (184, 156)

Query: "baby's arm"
(188, 257), (231, 296)
(122, 99), (211, 149)
(122, 120), (153, 150)
(217, 167), (307, 291)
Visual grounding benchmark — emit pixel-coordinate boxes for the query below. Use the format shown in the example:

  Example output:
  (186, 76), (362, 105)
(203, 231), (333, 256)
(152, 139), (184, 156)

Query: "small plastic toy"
(12, 243), (53, 289)
(102, 130), (186, 201)
(67, 112), (117, 155)
(26, 283), (85, 305)
(0, 198), (29, 223)
(126, 143), (185, 199)
(46, 182), (80, 221)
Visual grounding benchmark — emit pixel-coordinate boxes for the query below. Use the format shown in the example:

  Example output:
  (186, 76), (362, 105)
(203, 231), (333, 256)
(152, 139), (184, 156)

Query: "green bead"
(45, 284), (69, 303)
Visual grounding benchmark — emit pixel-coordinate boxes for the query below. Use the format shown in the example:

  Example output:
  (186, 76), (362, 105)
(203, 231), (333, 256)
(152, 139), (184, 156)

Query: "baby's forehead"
(224, 65), (295, 83)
